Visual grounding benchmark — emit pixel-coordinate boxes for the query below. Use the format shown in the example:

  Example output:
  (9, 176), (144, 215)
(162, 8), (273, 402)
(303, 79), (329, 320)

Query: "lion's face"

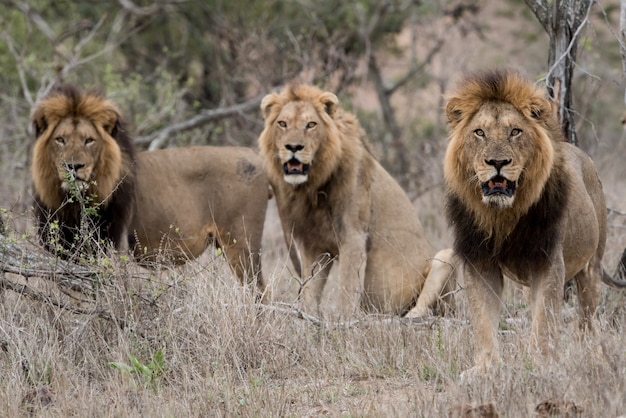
(48, 117), (103, 192)
(259, 85), (342, 188)
(461, 101), (539, 208)
(31, 86), (128, 210)
(273, 100), (331, 185)
(444, 72), (556, 218)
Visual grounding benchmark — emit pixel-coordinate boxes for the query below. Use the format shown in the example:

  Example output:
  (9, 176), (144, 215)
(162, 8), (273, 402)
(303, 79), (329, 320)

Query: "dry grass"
(1, 195), (626, 418)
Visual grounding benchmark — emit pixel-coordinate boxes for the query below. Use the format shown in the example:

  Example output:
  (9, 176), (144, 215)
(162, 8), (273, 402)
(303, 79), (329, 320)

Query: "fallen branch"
(265, 302), (469, 330)
(0, 236), (100, 294)
(0, 236), (136, 327)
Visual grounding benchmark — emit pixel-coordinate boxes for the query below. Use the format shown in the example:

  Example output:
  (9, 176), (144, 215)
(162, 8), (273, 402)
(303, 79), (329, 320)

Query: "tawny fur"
(259, 84), (455, 318)
(31, 84), (136, 254)
(443, 69), (612, 376)
(31, 86), (273, 302)
(129, 146), (273, 301)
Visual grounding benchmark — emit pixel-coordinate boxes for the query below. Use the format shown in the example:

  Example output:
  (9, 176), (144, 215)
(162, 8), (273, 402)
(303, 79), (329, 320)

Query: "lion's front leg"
(528, 252), (565, 354)
(464, 263), (504, 375)
(332, 232), (367, 319)
(300, 251), (333, 317)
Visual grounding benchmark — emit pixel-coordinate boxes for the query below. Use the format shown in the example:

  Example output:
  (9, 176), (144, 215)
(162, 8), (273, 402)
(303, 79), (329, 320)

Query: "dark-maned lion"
(31, 85), (273, 300)
(31, 84), (136, 255)
(258, 84), (456, 318)
(442, 69), (626, 377)
(129, 146), (272, 301)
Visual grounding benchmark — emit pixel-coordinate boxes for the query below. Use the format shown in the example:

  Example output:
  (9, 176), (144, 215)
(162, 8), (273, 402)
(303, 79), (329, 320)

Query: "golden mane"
(259, 84), (367, 193)
(443, 69), (563, 242)
(31, 85), (131, 209)
(31, 83), (136, 254)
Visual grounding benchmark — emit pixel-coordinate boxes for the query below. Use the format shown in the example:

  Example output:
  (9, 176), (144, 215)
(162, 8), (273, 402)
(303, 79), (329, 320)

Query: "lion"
(129, 146), (273, 301)
(258, 84), (456, 318)
(31, 85), (275, 301)
(442, 69), (626, 377)
(31, 84), (136, 256)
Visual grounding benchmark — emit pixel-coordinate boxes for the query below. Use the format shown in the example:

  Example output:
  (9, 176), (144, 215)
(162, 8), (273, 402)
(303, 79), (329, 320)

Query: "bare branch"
(0, 31), (34, 105)
(265, 302), (467, 330)
(523, 0), (551, 32)
(117, 0), (188, 16)
(8, 0), (56, 40)
(386, 38), (445, 96)
(621, 0), (626, 103)
(136, 93), (266, 150)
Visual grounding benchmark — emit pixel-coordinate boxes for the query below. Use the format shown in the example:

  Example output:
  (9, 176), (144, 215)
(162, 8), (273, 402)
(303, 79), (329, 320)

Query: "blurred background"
(1, 0), (625, 268)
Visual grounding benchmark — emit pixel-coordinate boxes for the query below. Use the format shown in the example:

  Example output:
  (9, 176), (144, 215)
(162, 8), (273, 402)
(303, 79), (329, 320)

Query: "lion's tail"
(602, 246), (626, 288)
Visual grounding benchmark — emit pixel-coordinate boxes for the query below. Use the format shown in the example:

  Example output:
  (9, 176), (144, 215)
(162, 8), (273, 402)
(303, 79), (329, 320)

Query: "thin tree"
(523, 0), (594, 146)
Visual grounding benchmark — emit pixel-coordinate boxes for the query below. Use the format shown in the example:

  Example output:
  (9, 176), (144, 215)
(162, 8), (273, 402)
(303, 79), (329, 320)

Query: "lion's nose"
(65, 162), (85, 172)
(485, 159), (511, 171)
(285, 144), (304, 152)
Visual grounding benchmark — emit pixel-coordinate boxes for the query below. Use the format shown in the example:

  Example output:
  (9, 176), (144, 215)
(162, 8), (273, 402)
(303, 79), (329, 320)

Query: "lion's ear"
(102, 114), (120, 136)
(32, 111), (48, 139)
(107, 119), (122, 138)
(529, 99), (550, 122)
(261, 93), (280, 120)
(319, 92), (339, 117)
(445, 98), (464, 127)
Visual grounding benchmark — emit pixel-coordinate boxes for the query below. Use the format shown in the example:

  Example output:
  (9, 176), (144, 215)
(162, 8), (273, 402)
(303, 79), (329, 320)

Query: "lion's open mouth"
(283, 158), (310, 176)
(481, 175), (516, 197)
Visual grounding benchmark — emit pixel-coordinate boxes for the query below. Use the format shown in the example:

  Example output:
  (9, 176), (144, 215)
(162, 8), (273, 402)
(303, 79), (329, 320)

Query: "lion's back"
(131, 146), (269, 261)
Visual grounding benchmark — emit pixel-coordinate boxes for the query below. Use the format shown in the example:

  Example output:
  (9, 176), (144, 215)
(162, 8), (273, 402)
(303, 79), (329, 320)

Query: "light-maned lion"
(258, 84), (456, 318)
(442, 69), (626, 377)
(31, 84), (136, 255)
(129, 146), (272, 301)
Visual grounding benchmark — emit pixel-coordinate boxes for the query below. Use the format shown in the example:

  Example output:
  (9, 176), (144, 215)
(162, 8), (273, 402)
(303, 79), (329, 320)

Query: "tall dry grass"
(1, 193), (625, 417)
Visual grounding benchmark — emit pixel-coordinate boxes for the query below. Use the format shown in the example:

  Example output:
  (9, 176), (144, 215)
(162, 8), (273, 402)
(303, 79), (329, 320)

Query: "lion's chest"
(279, 189), (346, 256)
(447, 176), (568, 280)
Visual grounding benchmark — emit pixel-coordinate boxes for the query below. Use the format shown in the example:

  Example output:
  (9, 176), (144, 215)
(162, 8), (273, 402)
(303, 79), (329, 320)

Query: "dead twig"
(265, 302), (468, 330)
(0, 237), (101, 293)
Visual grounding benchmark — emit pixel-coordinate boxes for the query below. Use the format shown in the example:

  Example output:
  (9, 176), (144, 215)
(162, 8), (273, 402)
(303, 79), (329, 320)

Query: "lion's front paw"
(404, 305), (432, 319)
(459, 359), (502, 385)
(459, 366), (484, 385)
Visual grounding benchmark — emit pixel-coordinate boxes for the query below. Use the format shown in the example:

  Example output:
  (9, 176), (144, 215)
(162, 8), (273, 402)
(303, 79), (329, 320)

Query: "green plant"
(109, 348), (166, 392)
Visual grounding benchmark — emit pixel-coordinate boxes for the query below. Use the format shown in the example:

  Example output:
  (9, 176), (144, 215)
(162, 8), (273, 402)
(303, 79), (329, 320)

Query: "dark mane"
(446, 158), (570, 274)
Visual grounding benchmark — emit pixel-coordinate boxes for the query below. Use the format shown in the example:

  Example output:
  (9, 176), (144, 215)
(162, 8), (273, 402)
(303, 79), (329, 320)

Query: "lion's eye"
(306, 121), (317, 129)
(474, 129), (485, 138)
(510, 128), (522, 137)
(277, 121), (287, 128)
(55, 137), (65, 145)
(85, 137), (94, 145)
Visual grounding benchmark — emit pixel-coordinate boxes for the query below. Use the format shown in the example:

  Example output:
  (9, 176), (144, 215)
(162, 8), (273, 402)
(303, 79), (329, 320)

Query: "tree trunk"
(368, 54), (410, 188)
(524, 0), (593, 145)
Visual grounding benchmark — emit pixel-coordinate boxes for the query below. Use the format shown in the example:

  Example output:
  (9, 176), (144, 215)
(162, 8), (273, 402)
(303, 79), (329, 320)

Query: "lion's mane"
(31, 84), (136, 253)
(444, 69), (568, 270)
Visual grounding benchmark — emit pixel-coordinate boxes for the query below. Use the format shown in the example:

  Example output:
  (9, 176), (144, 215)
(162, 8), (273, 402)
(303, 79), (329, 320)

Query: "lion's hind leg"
(405, 248), (457, 318)
(219, 230), (269, 304)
